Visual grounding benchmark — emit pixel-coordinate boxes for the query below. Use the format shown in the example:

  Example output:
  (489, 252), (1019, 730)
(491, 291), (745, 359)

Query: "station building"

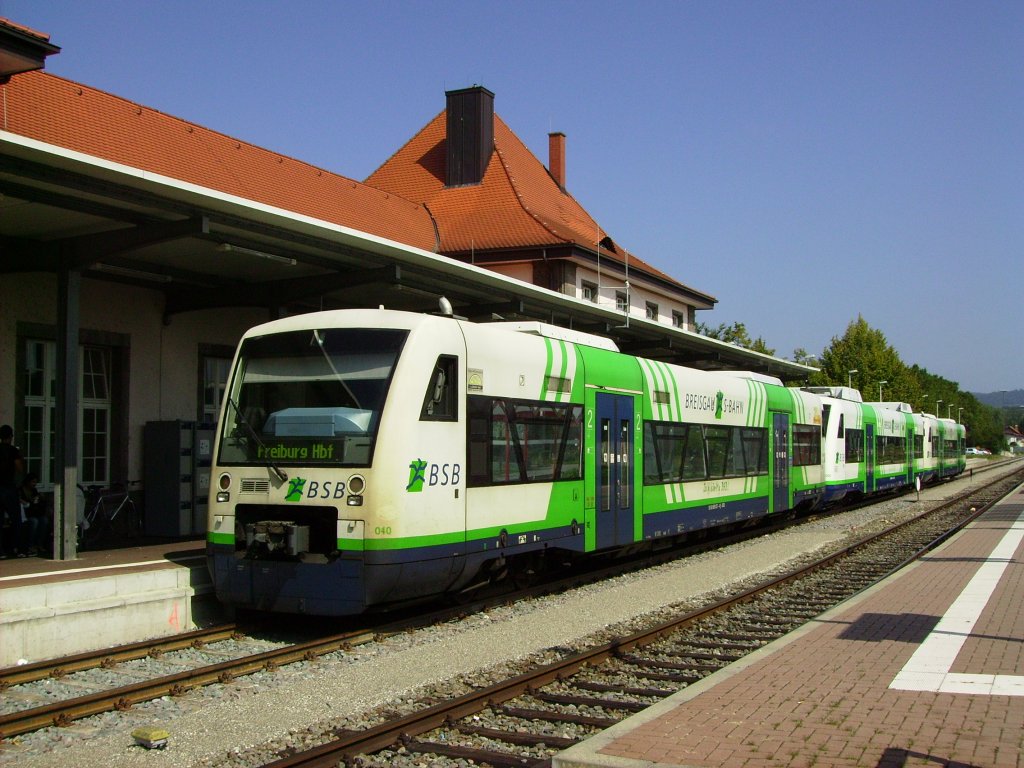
(0, 18), (812, 558)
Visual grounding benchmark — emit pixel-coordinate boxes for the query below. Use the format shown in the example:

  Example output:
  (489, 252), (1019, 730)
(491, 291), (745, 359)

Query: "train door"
(906, 425), (914, 486)
(772, 412), (789, 514)
(595, 392), (634, 549)
(865, 423), (875, 491)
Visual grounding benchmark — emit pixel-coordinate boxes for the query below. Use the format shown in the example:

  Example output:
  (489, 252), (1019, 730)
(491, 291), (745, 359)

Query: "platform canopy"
(0, 128), (813, 379)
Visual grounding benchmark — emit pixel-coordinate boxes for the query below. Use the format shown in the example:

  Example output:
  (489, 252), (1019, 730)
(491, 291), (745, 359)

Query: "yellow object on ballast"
(131, 726), (170, 749)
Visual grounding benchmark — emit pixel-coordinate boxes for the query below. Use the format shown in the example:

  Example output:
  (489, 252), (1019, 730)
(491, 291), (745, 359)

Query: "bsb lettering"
(283, 476), (348, 501)
(406, 458), (461, 492)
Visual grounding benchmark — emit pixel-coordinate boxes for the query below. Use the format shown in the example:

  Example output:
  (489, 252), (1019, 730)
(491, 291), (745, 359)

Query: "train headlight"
(346, 475), (365, 506)
(217, 473), (232, 503)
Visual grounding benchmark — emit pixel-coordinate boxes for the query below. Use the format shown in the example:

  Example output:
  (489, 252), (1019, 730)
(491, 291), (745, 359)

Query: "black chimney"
(445, 86), (494, 187)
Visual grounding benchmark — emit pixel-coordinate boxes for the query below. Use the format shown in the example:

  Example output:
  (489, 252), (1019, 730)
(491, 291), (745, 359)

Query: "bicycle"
(77, 482), (141, 549)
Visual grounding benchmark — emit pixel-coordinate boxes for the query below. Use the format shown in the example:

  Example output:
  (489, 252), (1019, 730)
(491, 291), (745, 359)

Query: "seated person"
(18, 473), (49, 557)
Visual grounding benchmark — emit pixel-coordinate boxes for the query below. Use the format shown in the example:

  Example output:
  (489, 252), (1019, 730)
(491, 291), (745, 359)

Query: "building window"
(201, 356), (232, 424)
(24, 340), (55, 484)
(80, 347), (112, 484)
(646, 302), (658, 321)
(580, 281), (598, 303)
(615, 291), (629, 312)
(24, 340), (112, 487)
(672, 310), (685, 329)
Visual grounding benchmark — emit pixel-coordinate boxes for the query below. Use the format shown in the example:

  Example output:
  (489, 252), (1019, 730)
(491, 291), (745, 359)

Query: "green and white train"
(206, 308), (966, 615)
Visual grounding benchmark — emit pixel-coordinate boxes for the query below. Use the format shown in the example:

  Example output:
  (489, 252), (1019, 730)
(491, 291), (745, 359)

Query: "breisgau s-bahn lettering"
(682, 391), (745, 418)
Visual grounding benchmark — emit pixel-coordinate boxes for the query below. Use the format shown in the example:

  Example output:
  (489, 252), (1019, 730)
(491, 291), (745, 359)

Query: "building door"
(595, 392), (634, 549)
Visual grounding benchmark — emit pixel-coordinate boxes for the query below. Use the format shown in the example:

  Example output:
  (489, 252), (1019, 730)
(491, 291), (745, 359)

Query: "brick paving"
(555, 484), (1024, 768)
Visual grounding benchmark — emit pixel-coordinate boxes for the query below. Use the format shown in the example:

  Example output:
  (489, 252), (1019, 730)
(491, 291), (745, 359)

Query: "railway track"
(0, 623), (241, 689)
(0, 461), (1014, 749)
(0, 625), (378, 740)
(256, 466), (1024, 768)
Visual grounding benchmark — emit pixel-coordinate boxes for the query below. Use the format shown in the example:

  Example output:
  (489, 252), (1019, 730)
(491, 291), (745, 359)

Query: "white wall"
(574, 265), (692, 329)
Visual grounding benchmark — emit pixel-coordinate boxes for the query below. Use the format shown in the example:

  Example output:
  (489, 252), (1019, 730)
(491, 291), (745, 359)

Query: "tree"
(791, 347), (818, 366)
(696, 321), (775, 356)
(815, 316), (911, 400)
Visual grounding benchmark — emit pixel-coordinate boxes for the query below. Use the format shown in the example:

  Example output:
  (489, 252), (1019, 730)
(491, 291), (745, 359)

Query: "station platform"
(555, 480), (1024, 768)
(0, 540), (221, 667)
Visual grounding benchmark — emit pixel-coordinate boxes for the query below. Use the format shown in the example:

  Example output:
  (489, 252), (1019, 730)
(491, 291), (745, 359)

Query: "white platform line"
(890, 506), (1024, 696)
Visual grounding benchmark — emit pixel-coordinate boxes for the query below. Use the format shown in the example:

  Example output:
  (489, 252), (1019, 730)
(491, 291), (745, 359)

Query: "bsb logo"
(406, 458), (461, 492)
(284, 476), (348, 502)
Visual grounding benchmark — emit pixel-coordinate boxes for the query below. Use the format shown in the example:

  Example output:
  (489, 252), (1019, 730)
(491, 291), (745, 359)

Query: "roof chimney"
(548, 132), (566, 191)
(445, 86), (494, 187)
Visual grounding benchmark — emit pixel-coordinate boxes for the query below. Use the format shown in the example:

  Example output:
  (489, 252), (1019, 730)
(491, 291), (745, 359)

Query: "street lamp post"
(936, 399), (943, 417)
(948, 404), (955, 419)
(848, 369), (858, 389)
(957, 407), (963, 423)
(878, 380), (887, 401)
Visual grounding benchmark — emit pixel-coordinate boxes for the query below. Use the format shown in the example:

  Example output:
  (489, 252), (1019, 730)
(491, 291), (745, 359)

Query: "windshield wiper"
(226, 397), (288, 483)
(311, 329), (360, 407)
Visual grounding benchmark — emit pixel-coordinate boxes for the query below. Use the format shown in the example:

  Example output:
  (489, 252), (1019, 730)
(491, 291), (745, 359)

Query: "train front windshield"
(217, 328), (408, 467)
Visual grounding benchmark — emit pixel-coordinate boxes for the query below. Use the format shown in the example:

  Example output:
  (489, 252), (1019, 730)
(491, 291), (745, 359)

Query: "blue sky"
(3, 1), (1020, 393)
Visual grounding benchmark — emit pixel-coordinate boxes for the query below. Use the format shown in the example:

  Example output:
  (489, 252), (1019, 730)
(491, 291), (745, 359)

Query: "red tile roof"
(1, 71), (439, 252)
(3, 70), (708, 300)
(366, 110), (693, 291)
(0, 16), (53, 42)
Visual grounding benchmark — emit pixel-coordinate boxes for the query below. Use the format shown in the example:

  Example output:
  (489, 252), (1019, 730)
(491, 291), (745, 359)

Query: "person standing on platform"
(0, 424), (25, 558)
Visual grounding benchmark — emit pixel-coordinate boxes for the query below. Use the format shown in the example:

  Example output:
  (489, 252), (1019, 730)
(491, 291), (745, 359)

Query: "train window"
(837, 413), (845, 438)
(681, 426), (706, 481)
(618, 419), (632, 507)
(705, 426), (736, 478)
(914, 435), (925, 459)
(466, 396), (583, 486)
(490, 401), (522, 483)
(420, 355), (458, 421)
(643, 422), (702, 483)
(792, 424), (821, 467)
(561, 408), (584, 480)
(600, 418), (611, 511)
(740, 427), (768, 475)
(821, 404), (831, 438)
(876, 435), (907, 464)
(642, 422), (766, 484)
(845, 428), (864, 463)
(467, 401), (490, 485)
(217, 327), (406, 467)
